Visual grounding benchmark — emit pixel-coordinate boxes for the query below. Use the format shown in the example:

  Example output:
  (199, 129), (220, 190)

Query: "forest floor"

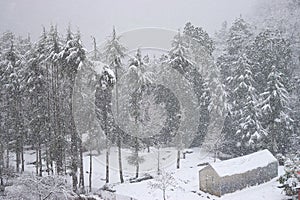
(6, 147), (288, 200)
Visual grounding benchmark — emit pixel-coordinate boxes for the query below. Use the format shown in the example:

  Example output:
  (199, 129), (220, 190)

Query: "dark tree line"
(0, 26), (86, 192)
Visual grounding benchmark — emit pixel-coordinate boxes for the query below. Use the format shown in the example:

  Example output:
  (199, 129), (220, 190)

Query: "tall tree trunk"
(118, 139), (124, 183)
(0, 158), (3, 187)
(71, 134), (78, 191)
(16, 150), (20, 173)
(69, 73), (78, 192)
(71, 114), (78, 191)
(45, 146), (50, 175)
(39, 141), (42, 177)
(0, 142), (3, 181)
(51, 62), (63, 175)
(78, 139), (84, 191)
(157, 147), (160, 175)
(18, 98), (24, 173)
(272, 123), (278, 153)
(6, 148), (9, 169)
(103, 96), (110, 184)
(15, 100), (20, 173)
(105, 141), (110, 183)
(55, 64), (63, 175)
(136, 162), (139, 179)
(51, 64), (57, 174)
(21, 146), (24, 173)
(0, 142), (3, 166)
(115, 66), (124, 183)
(89, 149), (92, 192)
(135, 137), (139, 178)
(36, 147), (39, 175)
(0, 149), (3, 186)
(177, 150), (180, 169)
(5, 101), (9, 169)
(147, 144), (150, 153)
(46, 63), (52, 175)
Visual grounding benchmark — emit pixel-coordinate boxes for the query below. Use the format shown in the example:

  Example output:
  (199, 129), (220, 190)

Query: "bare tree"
(148, 171), (177, 200)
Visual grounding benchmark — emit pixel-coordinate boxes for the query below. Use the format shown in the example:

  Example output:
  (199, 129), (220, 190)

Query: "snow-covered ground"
(11, 147), (287, 200)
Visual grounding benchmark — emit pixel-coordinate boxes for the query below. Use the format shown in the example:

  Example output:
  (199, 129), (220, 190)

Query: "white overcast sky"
(0, 0), (260, 49)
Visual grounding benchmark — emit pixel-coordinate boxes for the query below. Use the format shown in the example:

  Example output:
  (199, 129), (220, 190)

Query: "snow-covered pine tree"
(182, 23), (215, 111)
(103, 27), (126, 69)
(213, 21), (229, 58)
(95, 65), (115, 184)
(259, 65), (293, 154)
(138, 90), (167, 172)
(126, 48), (153, 178)
(36, 27), (53, 176)
(1, 33), (26, 173)
(169, 30), (192, 74)
(250, 29), (293, 154)
(278, 154), (300, 197)
(102, 27), (127, 183)
(44, 25), (65, 176)
(196, 22), (229, 152)
(217, 17), (254, 156)
(290, 76), (300, 153)
(253, 0), (300, 73)
(218, 17), (253, 88)
(127, 48), (154, 88)
(230, 54), (266, 155)
(183, 22), (214, 76)
(91, 36), (101, 61)
(169, 30), (210, 147)
(25, 30), (49, 177)
(0, 32), (17, 171)
(60, 27), (86, 192)
(255, 2), (300, 143)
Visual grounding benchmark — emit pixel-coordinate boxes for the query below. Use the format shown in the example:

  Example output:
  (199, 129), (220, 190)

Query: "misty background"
(0, 0), (259, 49)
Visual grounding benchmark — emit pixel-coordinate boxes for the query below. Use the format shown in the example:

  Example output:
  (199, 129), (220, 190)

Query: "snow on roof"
(207, 149), (277, 177)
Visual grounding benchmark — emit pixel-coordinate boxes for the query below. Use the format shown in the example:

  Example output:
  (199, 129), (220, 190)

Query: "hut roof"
(208, 149), (277, 177)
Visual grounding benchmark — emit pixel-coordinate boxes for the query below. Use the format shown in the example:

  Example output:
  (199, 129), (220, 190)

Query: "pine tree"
(260, 65), (293, 154)
(213, 21), (229, 58)
(102, 27), (126, 183)
(201, 22), (229, 151)
(1, 33), (26, 173)
(170, 30), (209, 147)
(230, 54), (266, 155)
(45, 25), (64, 175)
(169, 30), (192, 74)
(126, 48), (152, 178)
(251, 30), (293, 154)
(95, 66), (115, 183)
(25, 33), (48, 176)
(60, 27), (86, 192)
(217, 17), (254, 156)
(183, 22), (214, 76)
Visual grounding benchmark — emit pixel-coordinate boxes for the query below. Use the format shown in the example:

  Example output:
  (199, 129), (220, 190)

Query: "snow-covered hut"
(199, 149), (278, 196)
